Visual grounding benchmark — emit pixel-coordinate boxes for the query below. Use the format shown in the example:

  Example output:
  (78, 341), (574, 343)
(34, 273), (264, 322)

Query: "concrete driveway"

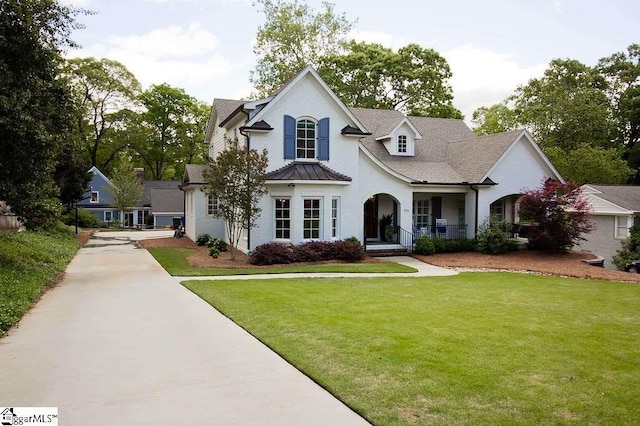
(0, 231), (368, 425)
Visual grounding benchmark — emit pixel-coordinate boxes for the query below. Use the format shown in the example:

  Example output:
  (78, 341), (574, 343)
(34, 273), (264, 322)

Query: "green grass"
(0, 225), (80, 336)
(148, 247), (417, 276)
(184, 273), (640, 425)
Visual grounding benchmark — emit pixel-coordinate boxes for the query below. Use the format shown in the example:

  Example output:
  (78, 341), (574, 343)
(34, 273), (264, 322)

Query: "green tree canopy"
(471, 102), (518, 135)
(544, 144), (634, 185)
(134, 84), (205, 180)
(0, 0), (84, 229)
(251, 0), (354, 96)
(513, 59), (613, 152)
(319, 41), (462, 118)
(62, 57), (141, 172)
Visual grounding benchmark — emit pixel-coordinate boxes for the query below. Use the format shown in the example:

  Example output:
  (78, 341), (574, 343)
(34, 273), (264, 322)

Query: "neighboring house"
(578, 185), (640, 268)
(79, 166), (184, 228)
(0, 201), (21, 230)
(182, 66), (563, 251)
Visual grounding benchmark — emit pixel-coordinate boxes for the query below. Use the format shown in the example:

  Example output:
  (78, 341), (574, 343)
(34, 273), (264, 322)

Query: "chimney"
(134, 168), (144, 182)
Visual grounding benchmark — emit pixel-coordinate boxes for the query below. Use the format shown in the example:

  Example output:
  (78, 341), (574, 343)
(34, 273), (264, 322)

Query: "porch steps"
(365, 243), (410, 257)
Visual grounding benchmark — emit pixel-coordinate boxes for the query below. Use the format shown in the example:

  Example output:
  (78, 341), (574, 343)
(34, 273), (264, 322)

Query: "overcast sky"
(64, 0), (638, 123)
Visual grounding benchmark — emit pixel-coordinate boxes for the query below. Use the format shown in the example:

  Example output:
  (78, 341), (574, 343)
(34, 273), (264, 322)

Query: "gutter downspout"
(470, 185), (479, 237)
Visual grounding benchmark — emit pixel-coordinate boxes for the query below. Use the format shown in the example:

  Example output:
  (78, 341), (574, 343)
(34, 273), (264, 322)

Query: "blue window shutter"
(317, 117), (330, 161)
(283, 115), (296, 159)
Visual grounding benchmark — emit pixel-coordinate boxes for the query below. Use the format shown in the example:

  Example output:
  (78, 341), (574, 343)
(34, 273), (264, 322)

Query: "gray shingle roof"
(448, 130), (523, 182)
(214, 98), (244, 126)
(266, 161), (352, 181)
(586, 185), (640, 212)
(150, 188), (184, 214)
(138, 180), (180, 208)
(182, 164), (208, 186)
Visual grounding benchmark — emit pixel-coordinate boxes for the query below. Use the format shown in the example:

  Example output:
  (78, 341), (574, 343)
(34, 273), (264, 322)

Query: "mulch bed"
(415, 251), (640, 283)
(139, 237), (386, 269)
(139, 237), (640, 282)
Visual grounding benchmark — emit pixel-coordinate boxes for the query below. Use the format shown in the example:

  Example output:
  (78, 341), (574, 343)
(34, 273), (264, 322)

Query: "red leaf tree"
(518, 179), (595, 252)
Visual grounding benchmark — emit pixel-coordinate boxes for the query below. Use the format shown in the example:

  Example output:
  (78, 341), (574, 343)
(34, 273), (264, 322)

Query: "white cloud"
(106, 23), (219, 59)
(68, 24), (234, 101)
(443, 45), (546, 122)
(60, 0), (91, 6)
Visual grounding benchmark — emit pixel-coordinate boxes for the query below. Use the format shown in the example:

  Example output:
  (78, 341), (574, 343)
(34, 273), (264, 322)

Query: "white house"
(181, 66), (563, 252)
(577, 185), (640, 268)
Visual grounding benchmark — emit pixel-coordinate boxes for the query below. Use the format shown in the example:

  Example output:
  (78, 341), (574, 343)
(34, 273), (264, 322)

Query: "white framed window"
(331, 197), (340, 238)
(615, 216), (630, 239)
(104, 211), (113, 222)
(413, 199), (430, 228)
(458, 199), (465, 225)
(303, 198), (321, 239)
(398, 135), (407, 153)
(90, 191), (99, 203)
(274, 198), (291, 239)
(296, 118), (316, 159)
(490, 200), (505, 223)
(207, 195), (219, 216)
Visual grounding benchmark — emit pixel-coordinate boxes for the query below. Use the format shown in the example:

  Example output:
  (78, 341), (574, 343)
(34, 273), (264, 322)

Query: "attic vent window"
(398, 135), (407, 153)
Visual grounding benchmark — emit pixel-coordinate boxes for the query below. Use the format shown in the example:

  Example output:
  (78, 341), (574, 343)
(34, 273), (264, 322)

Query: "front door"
(364, 196), (378, 239)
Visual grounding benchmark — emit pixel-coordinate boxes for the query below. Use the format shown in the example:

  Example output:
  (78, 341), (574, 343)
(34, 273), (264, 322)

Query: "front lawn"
(148, 247), (416, 276)
(184, 273), (640, 425)
(0, 225), (80, 336)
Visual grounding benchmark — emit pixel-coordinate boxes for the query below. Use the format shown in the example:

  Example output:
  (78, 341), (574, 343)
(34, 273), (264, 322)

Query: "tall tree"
(134, 84), (196, 180)
(544, 144), (634, 185)
(203, 139), (269, 260)
(175, 101), (210, 177)
(513, 59), (613, 152)
(472, 102), (518, 135)
(251, 0), (354, 96)
(319, 41), (462, 118)
(598, 44), (640, 181)
(0, 0), (83, 229)
(105, 154), (142, 227)
(62, 57), (141, 173)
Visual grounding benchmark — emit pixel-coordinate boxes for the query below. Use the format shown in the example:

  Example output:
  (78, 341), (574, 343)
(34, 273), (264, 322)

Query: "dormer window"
(296, 118), (316, 159)
(398, 135), (407, 153)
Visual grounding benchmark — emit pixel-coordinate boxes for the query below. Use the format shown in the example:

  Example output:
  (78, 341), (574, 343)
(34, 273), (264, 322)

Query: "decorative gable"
(377, 118), (421, 157)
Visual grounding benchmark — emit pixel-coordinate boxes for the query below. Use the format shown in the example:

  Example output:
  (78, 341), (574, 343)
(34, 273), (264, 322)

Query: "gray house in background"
(79, 166), (184, 228)
(578, 185), (640, 269)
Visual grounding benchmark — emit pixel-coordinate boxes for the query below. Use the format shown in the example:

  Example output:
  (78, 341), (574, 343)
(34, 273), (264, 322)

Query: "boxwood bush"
(414, 236), (435, 255)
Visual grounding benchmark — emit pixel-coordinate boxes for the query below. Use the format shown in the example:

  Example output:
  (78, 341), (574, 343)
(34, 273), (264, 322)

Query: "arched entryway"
(489, 194), (523, 224)
(363, 193), (400, 242)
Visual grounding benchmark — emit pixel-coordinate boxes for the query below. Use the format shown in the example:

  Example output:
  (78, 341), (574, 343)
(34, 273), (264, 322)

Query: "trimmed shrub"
(414, 236), (435, 255)
(250, 240), (365, 265)
(249, 242), (295, 265)
(61, 208), (102, 228)
(293, 241), (334, 262)
(332, 240), (365, 262)
(432, 238), (477, 253)
(206, 238), (227, 252)
(476, 221), (518, 255)
(613, 225), (640, 270)
(196, 233), (211, 246)
(208, 247), (220, 258)
(345, 236), (361, 244)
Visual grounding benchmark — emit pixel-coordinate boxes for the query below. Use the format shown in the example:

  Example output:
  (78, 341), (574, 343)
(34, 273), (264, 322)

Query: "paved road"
(0, 231), (368, 425)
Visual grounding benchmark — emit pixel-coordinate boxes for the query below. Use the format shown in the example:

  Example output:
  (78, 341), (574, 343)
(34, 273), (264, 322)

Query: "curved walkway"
(174, 255), (458, 282)
(0, 231), (368, 425)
